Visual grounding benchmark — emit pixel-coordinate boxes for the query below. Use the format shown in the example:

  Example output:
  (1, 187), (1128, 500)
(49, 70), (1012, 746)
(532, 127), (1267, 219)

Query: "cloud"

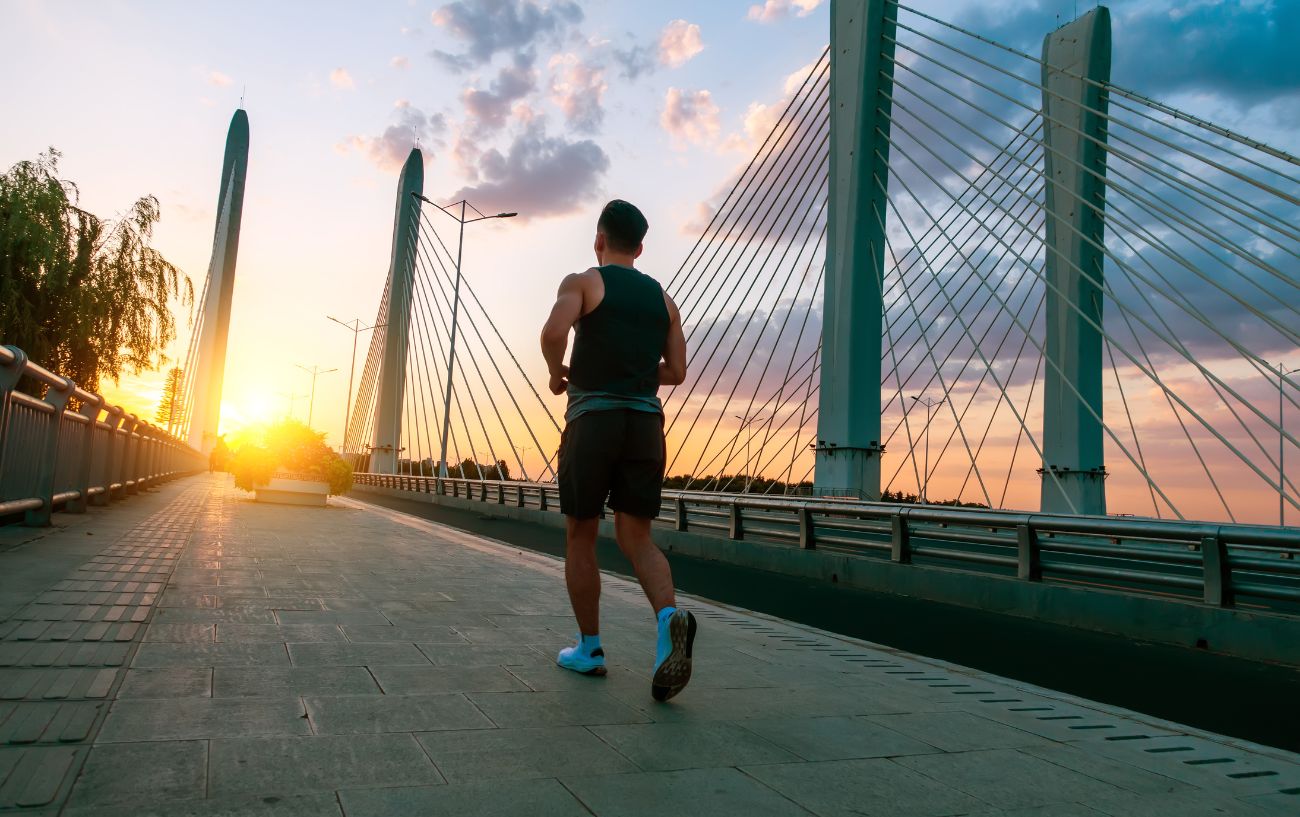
(391, 56), (410, 70)
(461, 52), (538, 138)
(548, 53), (607, 133)
(341, 103), (447, 172)
(207, 71), (232, 87)
(430, 0), (583, 71)
(448, 123), (609, 220)
(747, 0), (824, 24)
(659, 19), (704, 68)
(661, 88), (721, 149)
(330, 68), (355, 90)
(611, 42), (657, 80)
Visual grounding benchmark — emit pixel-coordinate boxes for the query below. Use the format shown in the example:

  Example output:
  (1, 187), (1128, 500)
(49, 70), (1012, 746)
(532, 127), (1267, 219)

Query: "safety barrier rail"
(355, 472), (1300, 614)
(0, 345), (206, 525)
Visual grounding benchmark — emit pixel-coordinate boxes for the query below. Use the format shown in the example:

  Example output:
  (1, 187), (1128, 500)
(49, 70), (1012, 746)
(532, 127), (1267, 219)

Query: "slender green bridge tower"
(1039, 9), (1111, 515)
(814, 0), (896, 499)
(188, 109), (249, 453)
(370, 148), (424, 474)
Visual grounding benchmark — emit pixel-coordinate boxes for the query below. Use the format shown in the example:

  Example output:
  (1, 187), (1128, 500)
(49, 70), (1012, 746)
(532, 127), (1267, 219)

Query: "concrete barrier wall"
(353, 484), (1300, 667)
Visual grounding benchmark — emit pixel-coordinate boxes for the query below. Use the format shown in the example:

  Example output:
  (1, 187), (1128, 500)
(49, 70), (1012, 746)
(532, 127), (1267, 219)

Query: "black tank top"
(568, 265), (669, 398)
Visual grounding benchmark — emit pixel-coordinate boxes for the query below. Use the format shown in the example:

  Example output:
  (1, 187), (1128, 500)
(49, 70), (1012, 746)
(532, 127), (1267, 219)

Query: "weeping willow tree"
(0, 149), (192, 393)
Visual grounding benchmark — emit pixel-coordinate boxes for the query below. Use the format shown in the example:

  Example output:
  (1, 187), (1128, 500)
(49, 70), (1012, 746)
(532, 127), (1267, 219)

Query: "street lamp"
(910, 395), (947, 504)
(734, 413), (768, 493)
(410, 193), (517, 478)
(1280, 363), (1299, 526)
(277, 391), (307, 420)
(295, 364), (338, 429)
(327, 316), (385, 455)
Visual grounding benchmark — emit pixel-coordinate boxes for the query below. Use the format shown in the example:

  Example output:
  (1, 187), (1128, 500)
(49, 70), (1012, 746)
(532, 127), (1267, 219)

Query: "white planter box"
(255, 477), (329, 507)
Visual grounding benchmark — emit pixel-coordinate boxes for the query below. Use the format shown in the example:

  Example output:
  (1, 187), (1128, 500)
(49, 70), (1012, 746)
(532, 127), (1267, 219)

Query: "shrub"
(228, 419), (353, 496)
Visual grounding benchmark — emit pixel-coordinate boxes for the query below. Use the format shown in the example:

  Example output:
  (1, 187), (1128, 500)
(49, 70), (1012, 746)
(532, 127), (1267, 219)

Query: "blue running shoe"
(651, 608), (696, 702)
(557, 635), (607, 676)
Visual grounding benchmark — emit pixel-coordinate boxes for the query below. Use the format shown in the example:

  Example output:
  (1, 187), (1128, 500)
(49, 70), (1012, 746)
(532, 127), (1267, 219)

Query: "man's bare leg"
(564, 516), (602, 635)
(613, 513), (675, 612)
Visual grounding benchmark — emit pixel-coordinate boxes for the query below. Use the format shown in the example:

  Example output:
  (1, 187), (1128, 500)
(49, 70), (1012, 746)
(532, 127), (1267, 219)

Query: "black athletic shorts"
(558, 409), (665, 519)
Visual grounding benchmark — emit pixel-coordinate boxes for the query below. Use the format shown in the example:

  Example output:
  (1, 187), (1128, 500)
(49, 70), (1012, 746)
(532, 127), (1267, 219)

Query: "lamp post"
(409, 193), (517, 478)
(295, 364), (338, 428)
(910, 395), (946, 504)
(278, 391), (307, 420)
(734, 413), (768, 493)
(327, 316), (385, 455)
(1280, 363), (1299, 526)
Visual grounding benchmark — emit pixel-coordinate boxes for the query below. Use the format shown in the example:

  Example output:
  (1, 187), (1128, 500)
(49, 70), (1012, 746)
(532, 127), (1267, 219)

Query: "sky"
(2, 0), (1297, 521)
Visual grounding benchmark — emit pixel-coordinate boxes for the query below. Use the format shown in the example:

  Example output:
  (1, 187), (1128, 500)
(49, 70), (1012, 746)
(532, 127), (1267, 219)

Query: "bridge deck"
(0, 475), (1296, 816)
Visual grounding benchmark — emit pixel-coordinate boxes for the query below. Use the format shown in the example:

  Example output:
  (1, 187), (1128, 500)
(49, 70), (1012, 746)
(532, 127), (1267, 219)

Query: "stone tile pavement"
(1, 473), (1297, 815)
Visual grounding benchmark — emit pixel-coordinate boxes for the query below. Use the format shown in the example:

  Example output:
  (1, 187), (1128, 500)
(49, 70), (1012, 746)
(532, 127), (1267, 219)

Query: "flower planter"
(255, 474), (329, 506)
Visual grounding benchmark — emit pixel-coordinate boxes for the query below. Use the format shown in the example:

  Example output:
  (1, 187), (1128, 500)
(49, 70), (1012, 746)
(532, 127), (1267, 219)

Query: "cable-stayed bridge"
(342, 3), (1297, 528)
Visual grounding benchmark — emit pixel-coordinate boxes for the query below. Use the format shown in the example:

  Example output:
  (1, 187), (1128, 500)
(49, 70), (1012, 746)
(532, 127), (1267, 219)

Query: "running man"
(540, 199), (697, 702)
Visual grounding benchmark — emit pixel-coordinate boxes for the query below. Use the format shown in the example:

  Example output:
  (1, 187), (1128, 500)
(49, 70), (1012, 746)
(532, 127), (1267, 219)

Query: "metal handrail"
(0, 344), (206, 525)
(352, 472), (1300, 613)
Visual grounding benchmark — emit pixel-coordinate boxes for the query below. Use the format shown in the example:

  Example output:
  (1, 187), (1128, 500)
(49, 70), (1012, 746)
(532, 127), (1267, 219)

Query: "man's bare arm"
(658, 292), (687, 386)
(541, 272), (587, 395)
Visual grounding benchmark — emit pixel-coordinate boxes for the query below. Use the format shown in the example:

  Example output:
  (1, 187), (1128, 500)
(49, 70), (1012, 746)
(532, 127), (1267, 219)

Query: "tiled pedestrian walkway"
(1, 474), (1297, 815)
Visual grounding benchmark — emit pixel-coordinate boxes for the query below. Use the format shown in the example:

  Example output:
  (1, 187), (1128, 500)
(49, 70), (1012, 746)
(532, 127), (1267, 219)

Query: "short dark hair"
(597, 199), (648, 253)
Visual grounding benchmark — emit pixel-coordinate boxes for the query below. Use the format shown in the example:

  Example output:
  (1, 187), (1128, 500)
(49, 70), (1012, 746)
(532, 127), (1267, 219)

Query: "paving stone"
(342, 625), (469, 643)
(417, 726), (638, 783)
(415, 644), (551, 666)
(274, 610), (391, 626)
(1019, 742), (1192, 795)
(153, 607), (277, 624)
(116, 668), (212, 699)
(65, 740), (206, 810)
(133, 642), (290, 668)
(338, 779), (591, 817)
(64, 792), (344, 816)
(1083, 788), (1278, 816)
(589, 720), (800, 771)
(867, 711), (1051, 752)
(468, 690), (651, 727)
(208, 734), (442, 796)
(739, 715), (942, 761)
(305, 693), (494, 734)
(215, 624), (347, 642)
(897, 748), (1125, 810)
(0, 745), (84, 809)
(97, 698), (310, 742)
(286, 642), (431, 666)
(143, 624), (215, 642)
(744, 757), (986, 816)
(369, 664), (530, 694)
(561, 767), (815, 817)
(213, 666), (381, 697)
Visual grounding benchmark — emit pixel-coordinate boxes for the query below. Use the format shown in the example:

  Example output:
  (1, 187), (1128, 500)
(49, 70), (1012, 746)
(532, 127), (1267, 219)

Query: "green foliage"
(663, 474), (814, 494)
(228, 420), (355, 496)
(399, 458), (513, 480)
(154, 367), (184, 429)
(0, 149), (192, 392)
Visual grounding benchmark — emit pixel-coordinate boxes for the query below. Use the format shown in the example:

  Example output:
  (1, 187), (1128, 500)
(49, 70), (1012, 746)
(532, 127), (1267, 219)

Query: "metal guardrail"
(355, 472), (1300, 615)
(0, 345), (206, 525)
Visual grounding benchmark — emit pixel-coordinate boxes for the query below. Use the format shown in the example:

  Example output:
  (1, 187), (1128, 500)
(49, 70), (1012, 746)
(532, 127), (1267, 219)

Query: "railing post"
(675, 496), (688, 531)
(798, 506), (816, 550)
(496, 483), (505, 504)
(539, 486), (548, 511)
(1017, 523), (1041, 581)
(1202, 530), (1232, 607)
(0, 346), (30, 486)
(96, 407), (123, 505)
(729, 502), (744, 540)
(27, 376), (75, 526)
(479, 482), (487, 502)
(67, 394), (104, 513)
(121, 414), (141, 496)
(517, 484), (525, 507)
(890, 511), (911, 563)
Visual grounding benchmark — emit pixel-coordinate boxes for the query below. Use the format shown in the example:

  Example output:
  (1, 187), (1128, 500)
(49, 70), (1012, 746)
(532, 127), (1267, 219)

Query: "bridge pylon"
(188, 109), (249, 454)
(1039, 8), (1111, 515)
(370, 148), (424, 474)
(814, 0), (896, 499)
